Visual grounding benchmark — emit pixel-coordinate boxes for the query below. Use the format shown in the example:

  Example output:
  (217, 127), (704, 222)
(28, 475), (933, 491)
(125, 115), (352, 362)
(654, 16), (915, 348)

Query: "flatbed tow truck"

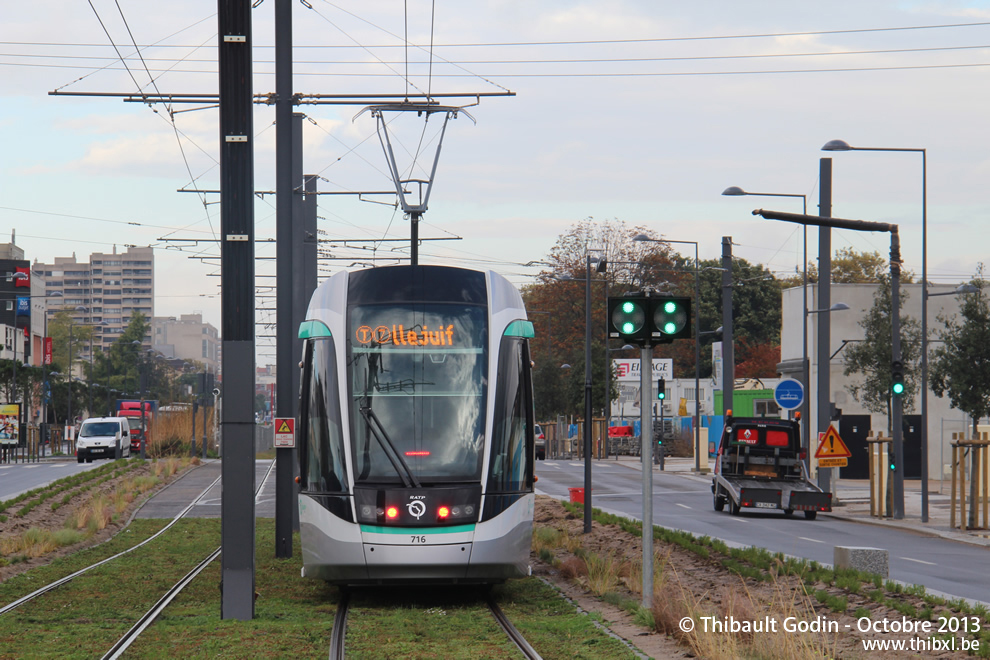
(711, 414), (831, 520)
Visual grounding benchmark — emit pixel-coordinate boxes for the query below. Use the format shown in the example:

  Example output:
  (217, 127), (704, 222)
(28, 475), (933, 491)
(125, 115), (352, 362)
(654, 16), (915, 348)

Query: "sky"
(3, 1), (990, 362)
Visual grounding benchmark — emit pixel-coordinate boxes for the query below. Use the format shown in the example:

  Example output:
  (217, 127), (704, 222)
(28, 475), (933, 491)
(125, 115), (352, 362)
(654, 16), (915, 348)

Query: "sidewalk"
(592, 454), (990, 548)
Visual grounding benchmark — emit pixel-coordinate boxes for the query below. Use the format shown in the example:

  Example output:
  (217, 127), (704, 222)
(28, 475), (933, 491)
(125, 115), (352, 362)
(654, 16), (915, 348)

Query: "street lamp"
(64, 305), (91, 433)
(633, 234), (707, 473)
(823, 138), (928, 520)
(723, 187), (810, 456)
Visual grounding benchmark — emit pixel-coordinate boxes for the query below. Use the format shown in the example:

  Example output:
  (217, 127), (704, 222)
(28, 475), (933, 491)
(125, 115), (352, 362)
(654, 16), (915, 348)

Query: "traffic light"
(651, 296), (691, 343)
(657, 378), (666, 400)
(891, 360), (905, 396)
(607, 293), (692, 346)
(607, 295), (650, 344)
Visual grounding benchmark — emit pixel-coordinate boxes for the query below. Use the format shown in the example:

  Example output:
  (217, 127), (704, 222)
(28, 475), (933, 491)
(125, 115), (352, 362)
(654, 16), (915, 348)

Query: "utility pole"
(818, 158), (833, 493)
(721, 237), (734, 417)
(218, 0), (257, 621)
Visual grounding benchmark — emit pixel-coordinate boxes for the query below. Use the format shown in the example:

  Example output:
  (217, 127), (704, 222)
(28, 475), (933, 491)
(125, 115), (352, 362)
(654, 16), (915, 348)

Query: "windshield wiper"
(359, 404), (421, 489)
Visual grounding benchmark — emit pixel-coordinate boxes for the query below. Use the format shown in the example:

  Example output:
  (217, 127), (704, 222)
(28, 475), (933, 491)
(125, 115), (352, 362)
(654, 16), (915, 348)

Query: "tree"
(929, 270), (990, 439)
(524, 217), (666, 420)
(930, 269), (990, 528)
(735, 340), (781, 379)
(842, 274), (922, 431)
(805, 247), (915, 284)
(695, 257), (781, 378)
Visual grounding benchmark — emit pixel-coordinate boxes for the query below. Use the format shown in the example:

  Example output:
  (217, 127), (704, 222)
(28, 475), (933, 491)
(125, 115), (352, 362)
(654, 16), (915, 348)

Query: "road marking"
(798, 537), (825, 544)
(675, 503), (692, 510)
(900, 556), (937, 566)
(569, 463), (584, 467)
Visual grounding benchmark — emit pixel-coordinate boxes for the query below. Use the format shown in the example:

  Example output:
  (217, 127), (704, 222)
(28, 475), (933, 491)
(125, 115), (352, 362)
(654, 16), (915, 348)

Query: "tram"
(296, 265), (537, 585)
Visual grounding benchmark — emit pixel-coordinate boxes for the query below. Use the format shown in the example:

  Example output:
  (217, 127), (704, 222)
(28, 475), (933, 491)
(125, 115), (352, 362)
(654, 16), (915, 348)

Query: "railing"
(0, 424), (67, 464)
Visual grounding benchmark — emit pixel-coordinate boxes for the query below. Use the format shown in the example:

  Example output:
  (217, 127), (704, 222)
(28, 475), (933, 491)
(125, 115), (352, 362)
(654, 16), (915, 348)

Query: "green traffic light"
(892, 382), (905, 395)
(611, 298), (646, 337)
(654, 298), (687, 336)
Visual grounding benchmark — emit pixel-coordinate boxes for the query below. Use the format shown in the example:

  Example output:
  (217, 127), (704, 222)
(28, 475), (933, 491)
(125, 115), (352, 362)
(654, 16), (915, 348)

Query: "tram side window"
(488, 337), (533, 493)
(300, 338), (348, 493)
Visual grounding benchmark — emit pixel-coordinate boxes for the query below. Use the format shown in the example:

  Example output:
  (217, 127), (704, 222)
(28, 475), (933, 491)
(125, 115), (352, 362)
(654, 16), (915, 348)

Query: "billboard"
(613, 358), (673, 382)
(0, 404), (19, 446)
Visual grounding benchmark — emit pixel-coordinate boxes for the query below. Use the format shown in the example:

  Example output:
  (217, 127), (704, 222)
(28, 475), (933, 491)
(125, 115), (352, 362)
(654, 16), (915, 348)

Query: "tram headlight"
(437, 506), (450, 520)
(386, 506), (399, 519)
(361, 505), (375, 518)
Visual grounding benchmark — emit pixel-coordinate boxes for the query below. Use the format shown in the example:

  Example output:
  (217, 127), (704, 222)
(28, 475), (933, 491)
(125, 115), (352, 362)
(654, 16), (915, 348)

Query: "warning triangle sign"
(277, 420), (292, 434)
(815, 424), (852, 459)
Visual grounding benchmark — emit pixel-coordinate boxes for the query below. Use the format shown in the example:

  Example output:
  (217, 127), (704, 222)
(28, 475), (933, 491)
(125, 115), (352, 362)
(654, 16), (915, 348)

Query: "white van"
(76, 417), (131, 463)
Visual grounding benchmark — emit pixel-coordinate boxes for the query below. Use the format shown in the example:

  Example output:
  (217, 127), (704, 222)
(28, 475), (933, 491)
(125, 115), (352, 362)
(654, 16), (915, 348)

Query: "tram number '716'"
(411, 535), (427, 544)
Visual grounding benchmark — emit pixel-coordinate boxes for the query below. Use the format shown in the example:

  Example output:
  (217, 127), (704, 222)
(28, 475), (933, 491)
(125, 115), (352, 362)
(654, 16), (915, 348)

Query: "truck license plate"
(755, 502), (776, 509)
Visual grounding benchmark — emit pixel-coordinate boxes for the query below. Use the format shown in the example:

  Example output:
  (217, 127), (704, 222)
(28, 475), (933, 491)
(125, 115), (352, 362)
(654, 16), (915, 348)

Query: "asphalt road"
(0, 460), (101, 503)
(536, 459), (990, 605)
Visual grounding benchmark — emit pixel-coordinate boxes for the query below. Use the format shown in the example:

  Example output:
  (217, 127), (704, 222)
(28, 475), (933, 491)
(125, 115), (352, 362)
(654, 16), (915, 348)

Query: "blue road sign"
(774, 379), (804, 410)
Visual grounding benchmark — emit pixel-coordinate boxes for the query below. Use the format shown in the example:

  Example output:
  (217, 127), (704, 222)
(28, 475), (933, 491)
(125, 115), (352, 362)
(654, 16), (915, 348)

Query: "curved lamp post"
(823, 138), (929, 520)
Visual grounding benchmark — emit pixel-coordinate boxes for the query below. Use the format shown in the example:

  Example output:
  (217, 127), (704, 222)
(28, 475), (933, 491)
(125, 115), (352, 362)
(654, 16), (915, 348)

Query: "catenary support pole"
(274, 0), (294, 559)
(218, 0), (257, 620)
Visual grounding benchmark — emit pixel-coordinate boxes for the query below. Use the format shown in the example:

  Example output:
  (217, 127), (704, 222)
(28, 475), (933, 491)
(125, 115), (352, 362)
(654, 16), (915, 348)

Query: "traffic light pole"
(639, 345), (653, 609)
(753, 207), (905, 519)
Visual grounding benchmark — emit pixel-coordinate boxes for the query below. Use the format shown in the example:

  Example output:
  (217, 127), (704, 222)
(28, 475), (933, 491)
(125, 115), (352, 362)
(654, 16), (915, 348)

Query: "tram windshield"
(348, 303), (488, 483)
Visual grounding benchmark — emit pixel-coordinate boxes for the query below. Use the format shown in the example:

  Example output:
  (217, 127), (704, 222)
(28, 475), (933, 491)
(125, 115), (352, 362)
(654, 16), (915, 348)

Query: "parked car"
(76, 417), (130, 463)
(535, 424), (546, 460)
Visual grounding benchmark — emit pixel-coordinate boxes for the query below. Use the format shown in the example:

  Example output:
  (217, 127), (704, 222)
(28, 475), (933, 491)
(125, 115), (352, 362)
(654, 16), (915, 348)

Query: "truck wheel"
(713, 487), (726, 512)
(730, 500), (741, 516)
(77, 453), (84, 464)
(804, 510), (818, 520)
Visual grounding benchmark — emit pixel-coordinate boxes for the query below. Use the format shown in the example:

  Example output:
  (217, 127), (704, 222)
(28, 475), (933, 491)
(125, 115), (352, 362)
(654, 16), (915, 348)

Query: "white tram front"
(297, 265), (536, 584)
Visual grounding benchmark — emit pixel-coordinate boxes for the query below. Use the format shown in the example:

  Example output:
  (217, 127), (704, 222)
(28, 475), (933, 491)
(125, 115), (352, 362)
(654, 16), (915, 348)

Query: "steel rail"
(102, 460), (277, 658)
(488, 596), (543, 660)
(328, 589), (350, 660)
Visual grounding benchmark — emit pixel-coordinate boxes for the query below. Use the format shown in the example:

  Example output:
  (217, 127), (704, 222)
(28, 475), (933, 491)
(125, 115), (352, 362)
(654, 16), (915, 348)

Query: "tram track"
(0, 469), (223, 618)
(327, 588), (543, 660)
(1, 460), (276, 659)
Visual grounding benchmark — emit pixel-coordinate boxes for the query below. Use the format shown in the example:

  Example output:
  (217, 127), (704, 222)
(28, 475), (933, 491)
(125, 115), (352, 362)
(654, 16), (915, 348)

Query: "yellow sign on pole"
(815, 424), (852, 459)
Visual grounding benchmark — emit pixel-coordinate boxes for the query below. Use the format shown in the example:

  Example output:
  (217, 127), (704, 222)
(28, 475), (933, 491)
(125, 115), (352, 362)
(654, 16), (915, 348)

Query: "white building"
(780, 282), (973, 480)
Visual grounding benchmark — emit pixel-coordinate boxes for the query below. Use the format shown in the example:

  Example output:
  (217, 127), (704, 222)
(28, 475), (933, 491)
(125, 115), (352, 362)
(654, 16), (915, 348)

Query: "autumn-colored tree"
(523, 217), (676, 420)
(735, 339), (782, 379)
